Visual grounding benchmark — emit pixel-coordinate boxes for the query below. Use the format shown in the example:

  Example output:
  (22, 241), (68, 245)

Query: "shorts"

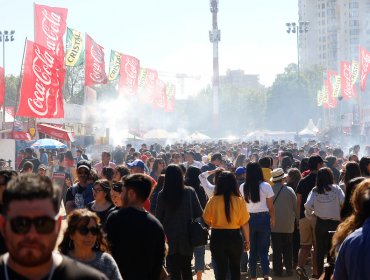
(299, 216), (316, 246)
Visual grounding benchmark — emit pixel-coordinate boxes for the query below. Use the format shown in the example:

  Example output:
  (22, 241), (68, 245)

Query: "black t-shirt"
(296, 172), (317, 219)
(106, 207), (165, 280)
(65, 183), (94, 209)
(0, 255), (108, 280)
(86, 202), (115, 226)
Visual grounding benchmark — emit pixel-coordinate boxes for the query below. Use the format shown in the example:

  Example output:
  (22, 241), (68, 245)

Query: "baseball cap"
(77, 159), (91, 171)
(38, 164), (47, 170)
(127, 159), (145, 169)
(235, 166), (246, 176)
(308, 154), (327, 170)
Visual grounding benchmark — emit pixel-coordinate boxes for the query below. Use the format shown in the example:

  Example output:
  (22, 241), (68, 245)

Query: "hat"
(308, 154), (327, 170)
(38, 164), (47, 170)
(141, 154), (149, 163)
(21, 161), (34, 172)
(271, 168), (287, 182)
(127, 159), (145, 169)
(77, 159), (91, 171)
(235, 166), (246, 176)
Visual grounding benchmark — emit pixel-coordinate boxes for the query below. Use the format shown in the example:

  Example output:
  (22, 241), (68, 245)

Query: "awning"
(37, 123), (74, 142)
(12, 131), (31, 140)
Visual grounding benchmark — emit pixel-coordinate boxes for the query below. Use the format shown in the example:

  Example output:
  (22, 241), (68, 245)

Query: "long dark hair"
(316, 167), (334, 194)
(341, 177), (366, 220)
(359, 157), (370, 177)
(244, 162), (264, 203)
(343, 162), (361, 186)
(59, 209), (109, 254)
(184, 166), (201, 190)
(214, 171), (241, 223)
(162, 164), (184, 211)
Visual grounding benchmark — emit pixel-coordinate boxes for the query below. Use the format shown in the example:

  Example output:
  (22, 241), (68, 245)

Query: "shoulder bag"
(188, 189), (209, 247)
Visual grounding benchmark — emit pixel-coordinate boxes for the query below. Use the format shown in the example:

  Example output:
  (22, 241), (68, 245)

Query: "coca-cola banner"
(341, 61), (356, 100)
(34, 4), (68, 65)
(359, 46), (370, 91)
(164, 83), (176, 112)
(85, 34), (107, 86)
(17, 40), (65, 118)
(323, 80), (336, 109)
(0, 67), (4, 107)
(138, 68), (158, 103)
(118, 54), (140, 95)
(152, 79), (167, 109)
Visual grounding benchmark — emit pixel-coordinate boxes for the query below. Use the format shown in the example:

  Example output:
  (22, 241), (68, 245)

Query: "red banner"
(85, 34), (107, 86)
(164, 83), (176, 112)
(341, 61), (356, 100)
(34, 4), (68, 65)
(323, 80), (336, 109)
(359, 46), (370, 91)
(152, 79), (167, 109)
(118, 54), (140, 96)
(17, 40), (65, 118)
(0, 67), (4, 107)
(139, 68), (158, 103)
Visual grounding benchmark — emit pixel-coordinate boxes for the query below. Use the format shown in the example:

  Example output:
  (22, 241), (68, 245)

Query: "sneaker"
(296, 266), (309, 280)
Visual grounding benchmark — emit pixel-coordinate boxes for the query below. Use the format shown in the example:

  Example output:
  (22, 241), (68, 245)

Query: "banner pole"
(12, 38), (27, 133)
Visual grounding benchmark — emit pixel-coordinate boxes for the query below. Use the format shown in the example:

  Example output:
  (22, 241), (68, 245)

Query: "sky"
(0, 0), (299, 97)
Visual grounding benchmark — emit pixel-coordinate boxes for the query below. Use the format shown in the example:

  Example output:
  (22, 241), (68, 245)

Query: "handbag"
(188, 190), (209, 247)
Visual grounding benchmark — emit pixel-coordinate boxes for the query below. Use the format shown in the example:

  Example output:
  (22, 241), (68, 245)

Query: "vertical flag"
(327, 70), (341, 98)
(65, 27), (84, 67)
(85, 34), (107, 86)
(351, 60), (359, 84)
(108, 50), (122, 81)
(317, 89), (323, 107)
(34, 4), (68, 64)
(138, 68), (158, 103)
(323, 80), (336, 109)
(152, 79), (167, 109)
(118, 54), (140, 95)
(359, 46), (370, 91)
(17, 40), (65, 118)
(341, 61), (356, 100)
(0, 67), (4, 107)
(164, 83), (176, 112)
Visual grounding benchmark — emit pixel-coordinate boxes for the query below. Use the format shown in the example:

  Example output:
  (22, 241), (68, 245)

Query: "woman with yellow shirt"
(203, 170), (250, 280)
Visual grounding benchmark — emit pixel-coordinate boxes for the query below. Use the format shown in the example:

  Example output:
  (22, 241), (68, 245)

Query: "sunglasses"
(8, 214), (59, 234)
(76, 226), (100, 236)
(112, 184), (122, 193)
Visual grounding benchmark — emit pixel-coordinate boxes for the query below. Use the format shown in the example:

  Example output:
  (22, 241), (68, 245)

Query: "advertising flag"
(65, 27), (84, 67)
(0, 67), (4, 107)
(138, 68), (158, 102)
(323, 80), (336, 109)
(152, 79), (167, 109)
(341, 61), (356, 100)
(34, 4), (68, 64)
(17, 40), (65, 118)
(118, 54), (140, 95)
(85, 34), (107, 86)
(359, 46), (370, 91)
(317, 90), (323, 107)
(327, 70), (341, 98)
(351, 60), (359, 84)
(165, 83), (176, 112)
(108, 50), (122, 81)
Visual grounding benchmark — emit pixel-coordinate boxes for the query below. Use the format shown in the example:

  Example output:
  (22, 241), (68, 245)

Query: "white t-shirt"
(240, 181), (274, 213)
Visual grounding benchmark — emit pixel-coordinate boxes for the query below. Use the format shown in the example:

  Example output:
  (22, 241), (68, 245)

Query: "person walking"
(241, 162), (275, 280)
(203, 170), (250, 280)
(270, 168), (297, 277)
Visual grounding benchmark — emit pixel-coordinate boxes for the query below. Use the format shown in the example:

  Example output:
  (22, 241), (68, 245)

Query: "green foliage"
(4, 75), (19, 107)
(63, 65), (85, 104)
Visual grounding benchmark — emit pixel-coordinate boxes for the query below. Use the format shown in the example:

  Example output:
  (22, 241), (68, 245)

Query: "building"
(299, 0), (370, 70)
(219, 69), (263, 89)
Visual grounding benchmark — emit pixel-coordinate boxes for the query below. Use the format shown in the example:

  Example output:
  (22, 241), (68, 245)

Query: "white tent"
(187, 131), (211, 141)
(298, 119), (319, 136)
(143, 129), (178, 139)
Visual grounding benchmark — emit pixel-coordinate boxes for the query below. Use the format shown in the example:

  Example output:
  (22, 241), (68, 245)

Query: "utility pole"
(209, 0), (220, 130)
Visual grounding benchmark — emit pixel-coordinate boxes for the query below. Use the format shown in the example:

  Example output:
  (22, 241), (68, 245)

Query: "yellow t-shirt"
(203, 195), (250, 229)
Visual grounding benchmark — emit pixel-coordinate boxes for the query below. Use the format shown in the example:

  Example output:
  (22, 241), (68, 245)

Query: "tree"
(4, 75), (20, 107)
(63, 65), (85, 104)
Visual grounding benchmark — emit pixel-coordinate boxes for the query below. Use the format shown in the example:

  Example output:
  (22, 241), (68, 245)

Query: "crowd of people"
(0, 139), (369, 280)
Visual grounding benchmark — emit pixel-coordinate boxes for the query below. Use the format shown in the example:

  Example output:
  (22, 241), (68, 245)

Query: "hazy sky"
(0, 0), (298, 93)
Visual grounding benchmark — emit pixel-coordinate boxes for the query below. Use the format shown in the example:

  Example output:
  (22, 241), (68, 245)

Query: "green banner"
(108, 50), (122, 81)
(65, 27), (84, 67)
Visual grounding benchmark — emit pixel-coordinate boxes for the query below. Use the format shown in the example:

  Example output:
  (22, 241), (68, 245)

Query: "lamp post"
(286, 22), (309, 76)
(0, 30), (15, 130)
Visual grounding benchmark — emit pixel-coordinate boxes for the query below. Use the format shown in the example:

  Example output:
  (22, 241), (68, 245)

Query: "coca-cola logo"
(90, 43), (106, 83)
(124, 57), (138, 93)
(41, 8), (63, 56)
(28, 45), (60, 116)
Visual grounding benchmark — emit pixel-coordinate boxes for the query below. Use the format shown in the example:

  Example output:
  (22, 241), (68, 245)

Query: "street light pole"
(286, 22), (309, 76)
(0, 30), (15, 130)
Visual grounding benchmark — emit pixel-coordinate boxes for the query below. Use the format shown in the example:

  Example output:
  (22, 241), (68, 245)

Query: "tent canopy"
(298, 119), (319, 136)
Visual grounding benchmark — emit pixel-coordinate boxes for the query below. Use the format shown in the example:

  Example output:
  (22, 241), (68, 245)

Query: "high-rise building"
(219, 70), (263, 89)
(299, 0), (370, 70)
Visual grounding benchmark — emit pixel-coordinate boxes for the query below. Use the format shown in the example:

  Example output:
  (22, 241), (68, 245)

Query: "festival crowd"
(0, 140), (369, 280)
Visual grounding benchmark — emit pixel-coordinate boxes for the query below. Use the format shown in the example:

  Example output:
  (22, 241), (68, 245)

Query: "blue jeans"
(194, 245), (205, 272)
(249, 212), (271, 278)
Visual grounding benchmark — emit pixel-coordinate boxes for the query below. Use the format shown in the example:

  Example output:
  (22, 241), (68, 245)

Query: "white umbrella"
(144, 129), (178, 139)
